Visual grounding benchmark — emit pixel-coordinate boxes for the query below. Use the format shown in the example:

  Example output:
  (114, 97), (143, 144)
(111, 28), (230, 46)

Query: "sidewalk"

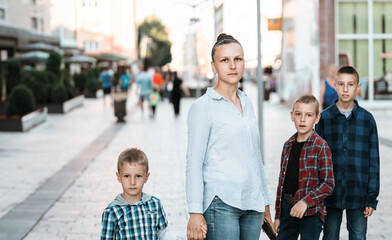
(0, 83), (391, 239)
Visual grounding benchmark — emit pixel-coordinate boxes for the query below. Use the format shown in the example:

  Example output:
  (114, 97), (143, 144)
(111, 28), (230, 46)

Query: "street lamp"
(257, 0), (265, 164)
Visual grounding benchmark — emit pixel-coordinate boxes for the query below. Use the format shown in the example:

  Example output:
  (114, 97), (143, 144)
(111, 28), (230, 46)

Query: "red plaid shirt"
(275, 130), (335, 221)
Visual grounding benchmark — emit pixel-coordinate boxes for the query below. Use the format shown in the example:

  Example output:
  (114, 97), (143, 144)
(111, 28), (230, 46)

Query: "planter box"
(47, 95), (84, 114)
(0, 107), (47, 132)
(84, 89), (103, 98)
(84, 91), (97, 98)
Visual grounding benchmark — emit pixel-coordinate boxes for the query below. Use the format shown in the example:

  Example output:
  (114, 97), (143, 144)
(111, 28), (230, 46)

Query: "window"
(31, 17), (38, 30)
(0, 8), (5, 20)
(83, 40), (100, 53)
(336, 0), (392, 101)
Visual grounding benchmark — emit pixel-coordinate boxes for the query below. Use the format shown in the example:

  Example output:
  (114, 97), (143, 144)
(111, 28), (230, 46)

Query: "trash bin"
(112, 91), (127, 122)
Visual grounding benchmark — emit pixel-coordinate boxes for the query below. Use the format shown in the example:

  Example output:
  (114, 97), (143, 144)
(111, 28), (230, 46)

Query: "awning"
(96, 53), (128, 61)
(9, 51), (49, 63)
(19, 42), (61, 53)
(65, 55), (97, 64)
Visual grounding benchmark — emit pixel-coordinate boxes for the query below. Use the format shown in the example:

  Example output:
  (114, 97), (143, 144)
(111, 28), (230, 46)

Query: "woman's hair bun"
(217, 33), (234, 42)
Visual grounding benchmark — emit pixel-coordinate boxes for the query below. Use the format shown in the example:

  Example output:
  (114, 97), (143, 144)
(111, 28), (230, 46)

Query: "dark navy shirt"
(316, 100), (380, 210)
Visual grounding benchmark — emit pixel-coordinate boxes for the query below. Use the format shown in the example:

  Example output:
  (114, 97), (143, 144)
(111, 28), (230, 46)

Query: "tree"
(138, 15), (172, 67)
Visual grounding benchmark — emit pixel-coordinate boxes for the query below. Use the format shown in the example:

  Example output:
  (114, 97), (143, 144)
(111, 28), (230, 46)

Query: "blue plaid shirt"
(101, 193), (168, 240)
(315, 100), (380, 210)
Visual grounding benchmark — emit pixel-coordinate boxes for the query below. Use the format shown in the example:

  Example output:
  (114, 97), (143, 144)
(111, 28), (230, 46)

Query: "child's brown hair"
(292, 94), (320, 115)
(117, 148), (149, 173)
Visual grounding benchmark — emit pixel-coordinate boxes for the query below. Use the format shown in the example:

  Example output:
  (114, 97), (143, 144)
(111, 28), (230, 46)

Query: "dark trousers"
(278, 201), (322, 240)
(172, 97), (180, 116)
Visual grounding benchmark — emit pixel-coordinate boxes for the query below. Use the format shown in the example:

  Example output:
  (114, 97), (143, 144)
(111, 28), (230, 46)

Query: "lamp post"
(257, 0), (265, 164)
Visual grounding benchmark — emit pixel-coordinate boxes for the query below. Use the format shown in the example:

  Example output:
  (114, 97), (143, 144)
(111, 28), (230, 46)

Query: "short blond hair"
(117, 148), (149, 173)
(292, 94), (319, 115)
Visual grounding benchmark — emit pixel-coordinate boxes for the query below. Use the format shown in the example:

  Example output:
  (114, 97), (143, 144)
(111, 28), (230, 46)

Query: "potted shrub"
(0, 84), (47, 132)
(73, 72), (87, 95)
(5, 60), (21, 96)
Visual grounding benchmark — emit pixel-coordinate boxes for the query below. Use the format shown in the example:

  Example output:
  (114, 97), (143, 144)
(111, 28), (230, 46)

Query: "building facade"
(280, 0), (392, 106)
(0, 0), (57, 60)
(75, 0), (137, 62)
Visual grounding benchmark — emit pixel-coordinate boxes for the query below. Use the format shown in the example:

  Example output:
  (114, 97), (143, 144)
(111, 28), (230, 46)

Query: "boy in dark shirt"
(316, 66), (380, 240)
(274, 95), (335, 240)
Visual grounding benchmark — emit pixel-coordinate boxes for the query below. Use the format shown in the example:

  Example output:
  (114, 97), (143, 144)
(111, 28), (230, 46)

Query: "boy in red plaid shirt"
(273, 95), (335, 240)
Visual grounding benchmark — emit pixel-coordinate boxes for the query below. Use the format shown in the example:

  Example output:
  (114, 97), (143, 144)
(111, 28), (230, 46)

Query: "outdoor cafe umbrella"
(65, 55), (97, 64)
(9, 51), (49, 63)
(18, 42), (61, 53)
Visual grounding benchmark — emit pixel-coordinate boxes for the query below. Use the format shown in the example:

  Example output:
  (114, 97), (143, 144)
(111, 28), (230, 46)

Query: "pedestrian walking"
(170, 71), (190, 117)
(135, 64), (153, 114)
(149, 86), (161, 118)
(186, 33), (272, 240)
(273, 95), (335, 240)
(315, 66), (380, 240)
(118, 68), (132, 92)
(99, 67), (113, 107)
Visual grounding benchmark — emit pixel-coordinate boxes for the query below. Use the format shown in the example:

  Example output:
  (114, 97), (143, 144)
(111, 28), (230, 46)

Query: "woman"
(186, 33), (272, 240)
(319, 64), (338, 111)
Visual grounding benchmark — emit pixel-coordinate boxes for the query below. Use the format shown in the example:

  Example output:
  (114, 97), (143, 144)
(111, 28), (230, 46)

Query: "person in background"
(319, 64), (338, 112)
(118, 68), (131, 92)
(170, 71), (190, 117)
(135, 64), (153, 115)
(149, 86), (161, 118)
(153, 66), (164, 98)
(100, 67), (112, 107)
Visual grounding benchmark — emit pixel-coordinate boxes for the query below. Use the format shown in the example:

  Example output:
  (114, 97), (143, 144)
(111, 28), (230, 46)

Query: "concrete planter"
(0, 107), (47, 132)
(47, 95), (84, 114)
(84, 91), (97, 98)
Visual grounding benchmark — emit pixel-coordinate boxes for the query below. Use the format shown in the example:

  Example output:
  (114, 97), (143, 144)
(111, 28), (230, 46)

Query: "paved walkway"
(0, 83), (391, 239)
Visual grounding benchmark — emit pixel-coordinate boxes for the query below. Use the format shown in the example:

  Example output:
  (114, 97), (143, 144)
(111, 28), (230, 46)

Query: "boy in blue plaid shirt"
(316, 66), (380, 240)
(101, 148), (168, 240)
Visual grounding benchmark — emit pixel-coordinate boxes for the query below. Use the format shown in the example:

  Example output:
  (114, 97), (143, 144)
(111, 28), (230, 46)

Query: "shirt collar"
(206, 87), (247, 100)
(331, 99), (359, 117)
(288, 129), (316, 144)
(119, 192), (152, 206)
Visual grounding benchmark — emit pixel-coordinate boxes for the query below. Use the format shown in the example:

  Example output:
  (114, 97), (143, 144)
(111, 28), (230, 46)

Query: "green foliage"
(86, 67), (102, 90)
(21, 70), (50, 104)
(50, 84), (67, 104)
(6, 84), (36, 117)
(45, 52), (62, 79)
(5, 60), (22, 95)
(86, 76), (98, 94)
(73, 72), (87, 92)
(62, 70), (74, 99)
(138, 15), (172, 67)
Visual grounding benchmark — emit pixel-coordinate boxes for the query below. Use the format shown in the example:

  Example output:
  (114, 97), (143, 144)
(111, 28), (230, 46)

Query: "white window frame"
(335, 0), (392, 104)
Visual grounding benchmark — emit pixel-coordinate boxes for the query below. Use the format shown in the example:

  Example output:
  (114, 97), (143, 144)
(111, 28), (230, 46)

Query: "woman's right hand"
(187, 213), (207, 240)
(273, 219), (280, 234)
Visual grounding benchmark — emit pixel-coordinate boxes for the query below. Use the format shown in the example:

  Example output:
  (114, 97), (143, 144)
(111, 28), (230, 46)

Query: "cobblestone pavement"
(0, 83), (391, 239)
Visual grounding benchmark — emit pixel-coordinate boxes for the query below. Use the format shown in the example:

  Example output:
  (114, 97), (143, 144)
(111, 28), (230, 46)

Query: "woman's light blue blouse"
(186, 88), (271, 214)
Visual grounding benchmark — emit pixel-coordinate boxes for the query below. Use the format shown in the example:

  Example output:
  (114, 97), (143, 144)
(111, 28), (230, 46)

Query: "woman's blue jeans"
(277, 200), (323, 240)
(203, 196), (263, 240)
(323, 207), (367, 240)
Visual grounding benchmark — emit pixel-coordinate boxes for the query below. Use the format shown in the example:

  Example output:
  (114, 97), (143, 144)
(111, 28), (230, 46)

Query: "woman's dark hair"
(211, 33), (241, 62)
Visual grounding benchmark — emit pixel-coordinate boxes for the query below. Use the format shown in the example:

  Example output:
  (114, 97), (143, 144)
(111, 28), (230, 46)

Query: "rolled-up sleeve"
(186, 99), (211, 213)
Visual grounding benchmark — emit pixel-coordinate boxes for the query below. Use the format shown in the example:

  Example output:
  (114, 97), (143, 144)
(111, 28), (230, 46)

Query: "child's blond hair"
(292, 94), (320, 115)
(117, 148), (149, 173)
